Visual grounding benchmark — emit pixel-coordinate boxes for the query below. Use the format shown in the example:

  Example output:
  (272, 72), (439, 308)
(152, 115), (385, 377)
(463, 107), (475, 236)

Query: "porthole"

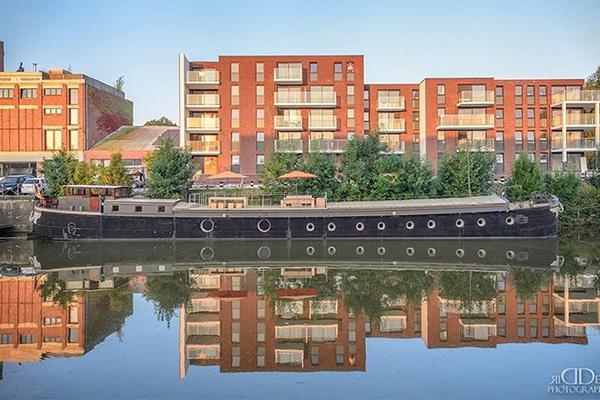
(427, 248), (436, 257)
(356, 246), (365, 256)
(456, 248), (465, 258)
(406, 221), (415, 230)
(356, 222), (365, 231)
(406, 247), (415, 256)
(257, 245), (272, 260)
(377, 221), (386, 231)
(477, 249), (487, 258)
(200, 247), (214, 260)
(377, 247), (386, 256)
(327, 246), (336, 256)
(506, 250), (516, 260)
(327, 222), (336, 232)
(477, 218), (486, 227)
(200, 219), (215, 233)
(505, 216), (515, 226)
(257, 219), (271, 233)
(455, 219), (464, 228)
(427, 220), (436, 229)
(306, 246), (315, 256)
(306, 222), (315, 232)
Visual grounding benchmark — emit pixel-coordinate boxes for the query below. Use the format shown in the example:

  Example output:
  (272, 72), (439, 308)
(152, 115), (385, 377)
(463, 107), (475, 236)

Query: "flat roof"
(64, 185), (129, 189)
(88, 126), (179, 152)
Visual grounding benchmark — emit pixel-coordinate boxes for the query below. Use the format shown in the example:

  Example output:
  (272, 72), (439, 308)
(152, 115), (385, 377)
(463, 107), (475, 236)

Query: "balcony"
(187, 117), (220, 132)
(308, 114), (337, 130)
(457, 90), (494, 107)
(377, 118), (406, 133)
(274, 139), (303, 153)
(456, 138), (495, 152)
(188, 140), (220, 155)
(380, 139), (405, 154)
(186, 70), (220, 87)
(274, 64), (303, 84)
(274, 115), (303, 131)
(551, 137), (598, 152)
(437, 114), (494, 130)
(377, 97), (405, 111)
(274, 91), (337, 108)
(186, 94), (220, 110)
(551, 114), (597, 130)
(552, 89), (600, 106)
(309, 138), (347, 153)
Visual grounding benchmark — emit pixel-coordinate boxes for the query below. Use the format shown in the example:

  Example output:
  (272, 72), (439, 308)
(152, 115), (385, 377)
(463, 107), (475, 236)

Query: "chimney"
(0, 41), (4, 72)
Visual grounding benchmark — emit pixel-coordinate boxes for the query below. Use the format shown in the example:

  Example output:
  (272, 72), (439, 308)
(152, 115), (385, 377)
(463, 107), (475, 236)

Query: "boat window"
(135, 206), (142, 212)
(158, 206), (165, 213)
(112, 205), (119, 212)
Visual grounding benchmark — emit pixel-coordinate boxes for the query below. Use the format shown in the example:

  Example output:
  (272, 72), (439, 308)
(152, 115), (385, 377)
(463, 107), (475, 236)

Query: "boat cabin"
(59, 185), (131, 212)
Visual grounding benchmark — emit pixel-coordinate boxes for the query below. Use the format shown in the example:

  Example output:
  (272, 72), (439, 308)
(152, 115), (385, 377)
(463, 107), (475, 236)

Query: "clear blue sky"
(1, 0), (599, 125)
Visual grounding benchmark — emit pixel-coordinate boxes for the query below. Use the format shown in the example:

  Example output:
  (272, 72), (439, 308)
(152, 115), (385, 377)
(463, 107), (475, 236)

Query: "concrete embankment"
(0, 196), (34, 234)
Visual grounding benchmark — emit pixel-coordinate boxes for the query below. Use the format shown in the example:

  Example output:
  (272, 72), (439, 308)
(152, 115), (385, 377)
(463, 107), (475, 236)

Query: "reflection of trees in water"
(39, 272), (75, 308)
(558, 235), (600, 278)
(509, 268), (552, 300)
(435, 271), (496, 313)
(143, 272), (191, 327)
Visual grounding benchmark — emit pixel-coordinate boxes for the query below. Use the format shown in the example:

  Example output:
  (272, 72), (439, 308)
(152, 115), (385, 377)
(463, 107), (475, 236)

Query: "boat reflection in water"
(0, 238), (598, 379)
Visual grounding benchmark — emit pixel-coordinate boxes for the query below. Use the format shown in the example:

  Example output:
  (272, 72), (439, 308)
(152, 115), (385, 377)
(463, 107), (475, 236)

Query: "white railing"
(187, 70), (220, 83)
(274, 64), (303, 82)
(309, 138), (347, 153)
(552, 89), (600, 104)
(186, 94), (220, 107)
(274, 115), (303, 129)
(274, 139), (303, 153)
(458, 90), (495, 104)
(188, 140), (220, 153)
(377, 96), (405, 110)
(377, 118), (406, 132)
(275, 90), (336, 106)
(552, 114), (597, 127)
(551, 137), (597, 150)
(380, 140), (405, 154)
(308, 114), (337, 130)
(187, 117), (220, 130)
(457, 138), (495, 151)
(438, 114), (494, 127)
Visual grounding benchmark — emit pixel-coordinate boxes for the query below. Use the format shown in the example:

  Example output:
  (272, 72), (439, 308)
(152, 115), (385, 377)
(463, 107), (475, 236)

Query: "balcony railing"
(274, 64), (303, 84)
(457, 90), (495, 106)
(188, 140), (221, 154)
(309, 138), (347, 153)
(186, 94), (220, 108)
(308, 114), (337, 130)
(274, 91), (337, 107)
(380, 140), (405, 154)
(186, 70), (220, 84)
(377, 97), (405, 111)
(377, 118), (406, 133)
(187, 117), (220, 131)
(274, 139), (303, 153)
(457, 138), (495, 152)
(552, 114), (597, 128)
(437, 114), (494, 130)
(552, 89), (600, 104)
(551, 137), (597, 151)
(274, 115), (303, 131)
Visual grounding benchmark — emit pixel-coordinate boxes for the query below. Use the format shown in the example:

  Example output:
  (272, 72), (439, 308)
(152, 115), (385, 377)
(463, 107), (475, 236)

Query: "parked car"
(0, 175), (34, 195)
(20, 177), (48, 195)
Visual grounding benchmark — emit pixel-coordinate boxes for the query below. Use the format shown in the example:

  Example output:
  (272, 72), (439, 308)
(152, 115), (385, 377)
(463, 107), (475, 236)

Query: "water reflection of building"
(553, 272), (599, 335)
(179, 267), (365, 378)
(0, 274), (133, 364)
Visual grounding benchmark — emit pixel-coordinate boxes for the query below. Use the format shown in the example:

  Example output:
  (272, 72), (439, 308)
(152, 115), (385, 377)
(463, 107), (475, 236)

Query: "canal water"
(0, 236), (598, 399)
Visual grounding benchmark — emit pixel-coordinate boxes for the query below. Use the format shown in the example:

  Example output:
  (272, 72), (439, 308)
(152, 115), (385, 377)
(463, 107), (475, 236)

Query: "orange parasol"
(278, 170), (317, 180)
(206, 171), (248, 180)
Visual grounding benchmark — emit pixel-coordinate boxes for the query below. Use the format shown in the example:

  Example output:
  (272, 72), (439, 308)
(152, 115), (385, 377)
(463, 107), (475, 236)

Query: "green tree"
(144, 272), (191, 327)
(99, 153), (133, 186)
(544, 172), (582, 225)
(297, 153), (340, 199)
(115, 76), (125, 91)
(584, 65), (600, 89)
(506, 154), (546, 201)
(436, 271), (497, 312)
(39, 272), (75, 308)
(339, 135), (386, 200)
(73, 161), (100, 185)
(145, 138), (194, 199)
(437, 150), (494, 197)
(41, 149), (78, 198)
(144, 117), (176, 126)
(259, 152), (301, 193)
(371, 154), (437, 200)
(509, 268), (551, 300)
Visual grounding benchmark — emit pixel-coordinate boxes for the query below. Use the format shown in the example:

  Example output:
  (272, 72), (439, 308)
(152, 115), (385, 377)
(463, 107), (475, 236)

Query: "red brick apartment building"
(179, 53), (600, 181)
(0, 43), (133, 176)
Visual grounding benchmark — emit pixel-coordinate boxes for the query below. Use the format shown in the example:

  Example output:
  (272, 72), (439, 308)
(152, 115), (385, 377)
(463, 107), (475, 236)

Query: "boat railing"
(188, 191), (327, 207)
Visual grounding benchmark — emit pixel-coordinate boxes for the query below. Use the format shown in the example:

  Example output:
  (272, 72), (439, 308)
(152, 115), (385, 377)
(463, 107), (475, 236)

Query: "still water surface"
(0, 237), (598, 399)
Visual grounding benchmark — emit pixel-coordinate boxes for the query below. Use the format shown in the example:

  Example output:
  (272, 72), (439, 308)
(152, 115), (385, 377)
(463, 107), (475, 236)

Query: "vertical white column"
(178, 53), (188, 149)
(596, 101), (600, 148)
(562, 100), (567, 170)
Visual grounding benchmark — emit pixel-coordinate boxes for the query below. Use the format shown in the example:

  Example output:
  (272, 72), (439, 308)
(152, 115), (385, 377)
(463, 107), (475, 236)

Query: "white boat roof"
(328, 195), (509, 211)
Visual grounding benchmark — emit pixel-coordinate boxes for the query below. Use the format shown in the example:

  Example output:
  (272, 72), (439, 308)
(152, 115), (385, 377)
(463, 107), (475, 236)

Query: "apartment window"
(334, 62), (342, 81)
(42, 335), (59, 343)
(529, 301), (537, 314)
(231, 155), (240, 173)
(540, 153), (548, 171)
(231, 132), (240, 152)
(256, 109), (264, 128)
(256, 62), (264, 82)
(496, 109), (504, 128)
(347, 131), (355, 140)
(257, 322), (265, 342)
(517, 319), (525, 338)
(69, 129), (79, 150)
(412, 89), (419, 108)
(69, 108), (79, 125)
(527, 131), (535, 150)
(231, 62), (239, 82)
(232, 300), (240, 319)
(440, 321), (447, 341)
(437, 131), (446, 151)
(540, 108), (548, 128)
(498, 293), (506, 314)
(310, 62), (318, 81)
(311, 347), (319, 366)
(45, 129), (62, 150)
(363, 111), (370, 125)
(68, 328), (78, 343)
(530, 319), (538, 337)
(255, 85), (265, 105)
(257, 347), (265, 367)
(495, 131), (504, 151)
(346, 62), (355, 81)
(336, 345), (344, 365)
(257, 299), (265, 319)
(412, 111), (420, 130)
(68, 88), (78, 105)
(527, 85), (535, 104)
(0, 334), (13, 344)
(20, 88), (37, 99)
(515, 108), (523, 128)
(44, 87), (62, 96)
(437, 107), (445, 124)
(256, 131), (264, 152)
(0, 88), (14, 98)
(539, 86), (547, 105)
(540, 131), (548, 151)
(44, 107), (62, 115)
(232, 322), (240, 343)
(231, 346), (240, 367)
(515, 131), (523, 151)
(349, 321), (357, 342)
(347, 85), (354, 105)
(20, 334), (36, 344)
(44, 317), (62, 326)
(515, 85), (523, 105)
(346, 109), (355, 128)
(527, 108), (535, 127)
(498, 317), (506, 337)
(231, 85), (239, 106)
(437, 84), (445, 104)
(495, 86), (504, 105)
(231, 109), (239, 129)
